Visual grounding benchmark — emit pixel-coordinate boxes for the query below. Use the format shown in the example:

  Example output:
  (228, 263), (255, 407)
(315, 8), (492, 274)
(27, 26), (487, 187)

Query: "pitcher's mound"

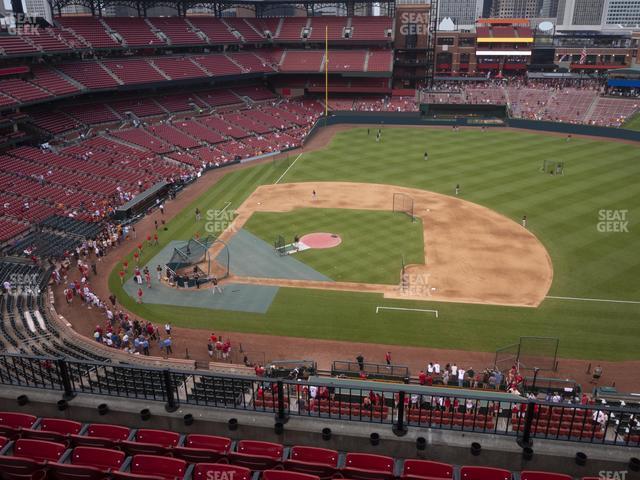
(300, 232), (342, 249)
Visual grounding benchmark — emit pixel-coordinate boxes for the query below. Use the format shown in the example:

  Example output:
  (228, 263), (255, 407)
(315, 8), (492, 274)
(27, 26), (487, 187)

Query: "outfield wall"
(303, 112), (640, 143)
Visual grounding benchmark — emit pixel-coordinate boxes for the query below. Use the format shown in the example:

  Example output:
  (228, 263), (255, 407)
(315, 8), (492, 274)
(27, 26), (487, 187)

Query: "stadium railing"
(0, 353), (638, 448)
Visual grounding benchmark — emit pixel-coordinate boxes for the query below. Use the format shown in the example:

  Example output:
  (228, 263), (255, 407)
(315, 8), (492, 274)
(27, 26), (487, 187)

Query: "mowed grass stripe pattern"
(243, 208), (425, 284)
(110, 128), (640, 361)
(286, 128), (640, 299)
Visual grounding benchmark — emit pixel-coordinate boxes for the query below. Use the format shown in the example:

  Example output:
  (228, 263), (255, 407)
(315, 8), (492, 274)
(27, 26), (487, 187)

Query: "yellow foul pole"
(325, 25), (328, 117)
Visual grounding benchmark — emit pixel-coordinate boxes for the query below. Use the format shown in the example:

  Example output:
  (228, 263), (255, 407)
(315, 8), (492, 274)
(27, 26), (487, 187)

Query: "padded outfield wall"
(303, 111), (640, 143)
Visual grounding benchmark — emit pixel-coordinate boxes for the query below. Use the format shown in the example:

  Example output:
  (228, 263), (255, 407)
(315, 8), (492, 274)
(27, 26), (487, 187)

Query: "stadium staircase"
(96, 62), (125, 86)
(146, 60), (173, 81)
(583, 96), (601, 125)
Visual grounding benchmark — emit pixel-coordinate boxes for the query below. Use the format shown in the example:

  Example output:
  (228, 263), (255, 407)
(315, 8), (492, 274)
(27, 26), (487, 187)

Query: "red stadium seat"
(342, 453), (395, 480)
(402, 460), (453, 480)
(113, 455), (186, 480)
(0, 412), (37, 438)
(284, 446), (339, 479)
(48, 464), (109, 480)
(22, 418), (82, 444)
(173, 434), (232, 463)
(193, 464), (252, 480)
(263, 471), (320, 480)
(71, 424), (131, 448)
(0, 456), (48, 480)
(72, 446), (125, 470)
(228, 440), (284, 470)
(521, 473), (572, 480)
(0, 435), (8, 449)
(459, 466), (511, 480)
(13, 438), (67, 462)
(49, 446), (125, 480)
(121, 429), (180, 456)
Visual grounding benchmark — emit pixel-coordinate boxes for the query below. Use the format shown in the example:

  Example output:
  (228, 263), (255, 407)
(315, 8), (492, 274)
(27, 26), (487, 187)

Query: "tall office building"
(438, 0), (484, 27)
(490, 0), (542, 18)
(604, 0), (640, 27)
(556, 0), (605, 27)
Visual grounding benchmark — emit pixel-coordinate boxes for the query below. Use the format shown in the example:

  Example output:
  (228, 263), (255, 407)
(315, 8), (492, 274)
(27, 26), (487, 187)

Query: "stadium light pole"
(321, 25), (330, 130)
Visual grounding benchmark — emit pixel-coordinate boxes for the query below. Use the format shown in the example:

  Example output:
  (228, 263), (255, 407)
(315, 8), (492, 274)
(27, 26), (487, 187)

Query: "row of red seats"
(0, 412), (602, 480)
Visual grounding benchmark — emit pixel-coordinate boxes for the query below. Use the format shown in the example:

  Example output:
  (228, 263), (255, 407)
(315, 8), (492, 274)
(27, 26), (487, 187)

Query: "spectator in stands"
(433, 362), (441, 374)
(457, 367), (466, 387)
(163, 336), (172, 355)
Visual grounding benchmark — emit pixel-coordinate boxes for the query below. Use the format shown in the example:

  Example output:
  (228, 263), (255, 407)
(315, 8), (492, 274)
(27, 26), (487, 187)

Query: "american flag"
(579, 46), (587, 64)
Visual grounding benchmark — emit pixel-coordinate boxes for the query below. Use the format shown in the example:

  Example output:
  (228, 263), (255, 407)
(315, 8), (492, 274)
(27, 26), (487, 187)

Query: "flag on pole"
(579, 46), (587, 64)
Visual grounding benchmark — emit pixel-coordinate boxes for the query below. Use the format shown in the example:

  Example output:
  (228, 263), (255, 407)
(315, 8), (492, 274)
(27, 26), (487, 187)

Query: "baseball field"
(109, 126), (640, 361)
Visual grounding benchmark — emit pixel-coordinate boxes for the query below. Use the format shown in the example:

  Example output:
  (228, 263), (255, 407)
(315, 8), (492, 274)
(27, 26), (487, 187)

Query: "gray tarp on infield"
(219, 229), (332, 281)
(123, 241), (278, 314)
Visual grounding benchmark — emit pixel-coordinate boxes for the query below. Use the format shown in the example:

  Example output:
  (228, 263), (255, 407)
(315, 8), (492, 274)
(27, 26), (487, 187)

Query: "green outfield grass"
(110, 127), (640, 361)
(243, 208), (424, 284)
(623, 113), (640, 132)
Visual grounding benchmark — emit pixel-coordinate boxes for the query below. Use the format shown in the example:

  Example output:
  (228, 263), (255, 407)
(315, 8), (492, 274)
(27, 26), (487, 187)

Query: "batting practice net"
(392, 193), (415, 221)
(494, 336), (559, 373)
(274, 235), (286, 256)
(165, 236), (230, 279)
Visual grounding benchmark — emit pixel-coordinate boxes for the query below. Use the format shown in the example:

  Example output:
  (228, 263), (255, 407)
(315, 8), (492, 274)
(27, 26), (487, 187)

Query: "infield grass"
(243, 208), (424, 284)
(110, 127), (640, 361)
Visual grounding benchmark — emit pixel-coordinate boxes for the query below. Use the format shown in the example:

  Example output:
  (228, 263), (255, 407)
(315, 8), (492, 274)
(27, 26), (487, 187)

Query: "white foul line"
(275, 153), (303, 184)
(215, 201), (232, 218)
(545, 295), (640, 305)
(376, 306), (439, 318)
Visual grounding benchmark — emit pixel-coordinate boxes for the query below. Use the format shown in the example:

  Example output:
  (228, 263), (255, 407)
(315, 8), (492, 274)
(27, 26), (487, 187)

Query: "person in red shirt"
(137, 287), (143, 304)
(385, 351), (392, 365)
(425, 373), (434, 386)
(210, 333), (217, 343)
(153, 233), (159, 245)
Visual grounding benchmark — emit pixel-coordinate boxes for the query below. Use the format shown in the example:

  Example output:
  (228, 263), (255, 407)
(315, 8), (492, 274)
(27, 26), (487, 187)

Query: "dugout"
(266, 359), (317, 380)
(332, 360), (410, 383)
(114, 181), (170, 221)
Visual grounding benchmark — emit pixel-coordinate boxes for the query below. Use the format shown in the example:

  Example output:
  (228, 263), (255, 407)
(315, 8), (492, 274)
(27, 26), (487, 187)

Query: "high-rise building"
(490, 0), (542, 18)
(556, 0), (605, 27)
(539, 0), (560, 17)
(438, 0), (484, 27)
(604, 0), (640, 27)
